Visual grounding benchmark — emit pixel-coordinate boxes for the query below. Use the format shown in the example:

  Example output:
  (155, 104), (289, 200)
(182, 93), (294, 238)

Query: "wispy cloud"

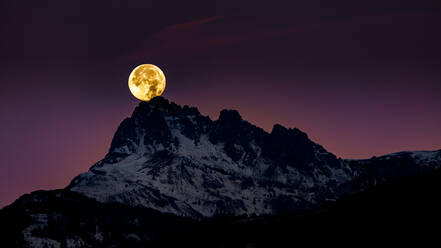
(118, 11), (438, 62)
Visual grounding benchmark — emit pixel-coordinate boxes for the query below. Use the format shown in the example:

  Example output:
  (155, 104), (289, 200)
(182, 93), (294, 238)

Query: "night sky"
(1, 0), (440, 207)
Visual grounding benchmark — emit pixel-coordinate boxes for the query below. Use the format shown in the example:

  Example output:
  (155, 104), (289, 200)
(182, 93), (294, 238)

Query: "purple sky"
(1, 0), (440, 207)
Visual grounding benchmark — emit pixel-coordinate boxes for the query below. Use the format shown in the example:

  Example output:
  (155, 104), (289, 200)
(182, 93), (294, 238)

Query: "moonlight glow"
(128, 64), (166, 101)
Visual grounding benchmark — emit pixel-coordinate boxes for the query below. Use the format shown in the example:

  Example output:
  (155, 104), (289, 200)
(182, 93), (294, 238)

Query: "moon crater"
(128, 64), (166, 101)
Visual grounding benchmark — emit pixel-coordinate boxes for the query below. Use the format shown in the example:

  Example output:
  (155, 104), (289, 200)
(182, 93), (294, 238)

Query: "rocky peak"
(271, 124), (288, 135)
(66, 96), (441, 218)
(262, 124), (318, 168)
(271, 124), (307, 138)
(68, 97), (359, 218)
(217, 109), (242, 125)
(132, 96), (178, 118)
(209, 109), (268, 164)
(109, 97), (328, 167)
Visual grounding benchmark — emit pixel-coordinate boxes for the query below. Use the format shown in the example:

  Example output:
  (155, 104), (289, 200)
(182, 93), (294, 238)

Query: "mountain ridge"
(66, 96), (441, 218)
(1, 96), (441, 247)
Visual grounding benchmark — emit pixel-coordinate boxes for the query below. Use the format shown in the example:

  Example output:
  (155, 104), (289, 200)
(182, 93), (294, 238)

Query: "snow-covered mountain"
(2, 97), (441, 247)
(67, 97), (441, 218)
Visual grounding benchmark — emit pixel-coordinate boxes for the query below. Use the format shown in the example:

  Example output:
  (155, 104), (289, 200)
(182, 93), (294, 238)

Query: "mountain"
(66, 96), (441, 218)
(1, 96), (441, 247)
(66, 97), (349, 218)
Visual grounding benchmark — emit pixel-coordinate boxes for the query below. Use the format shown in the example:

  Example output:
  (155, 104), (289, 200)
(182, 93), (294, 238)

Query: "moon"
(128, 64), (166, 101)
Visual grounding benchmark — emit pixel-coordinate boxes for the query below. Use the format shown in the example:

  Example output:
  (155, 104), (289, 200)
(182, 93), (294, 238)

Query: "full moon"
(128, 64), (166, 101)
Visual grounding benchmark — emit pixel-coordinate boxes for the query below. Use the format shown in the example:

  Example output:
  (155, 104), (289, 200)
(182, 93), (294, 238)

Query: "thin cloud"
(119, 12), (438, 62)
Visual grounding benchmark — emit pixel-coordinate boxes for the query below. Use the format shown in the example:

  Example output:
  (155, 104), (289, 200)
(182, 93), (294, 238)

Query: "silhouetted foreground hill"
(2, 169), (440, 247)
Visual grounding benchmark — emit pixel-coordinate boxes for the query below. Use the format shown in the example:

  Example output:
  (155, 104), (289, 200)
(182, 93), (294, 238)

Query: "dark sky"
(1, 0), (440, 207)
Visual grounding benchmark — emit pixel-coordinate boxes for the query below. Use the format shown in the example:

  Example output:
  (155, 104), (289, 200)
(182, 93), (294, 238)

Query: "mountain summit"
(67, 97), (441, 218)
(2, 97), (441, 247)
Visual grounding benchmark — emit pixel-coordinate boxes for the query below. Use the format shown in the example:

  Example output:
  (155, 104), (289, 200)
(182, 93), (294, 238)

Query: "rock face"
(2, 96), (441, 247)
(66, 97), (441, 218)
